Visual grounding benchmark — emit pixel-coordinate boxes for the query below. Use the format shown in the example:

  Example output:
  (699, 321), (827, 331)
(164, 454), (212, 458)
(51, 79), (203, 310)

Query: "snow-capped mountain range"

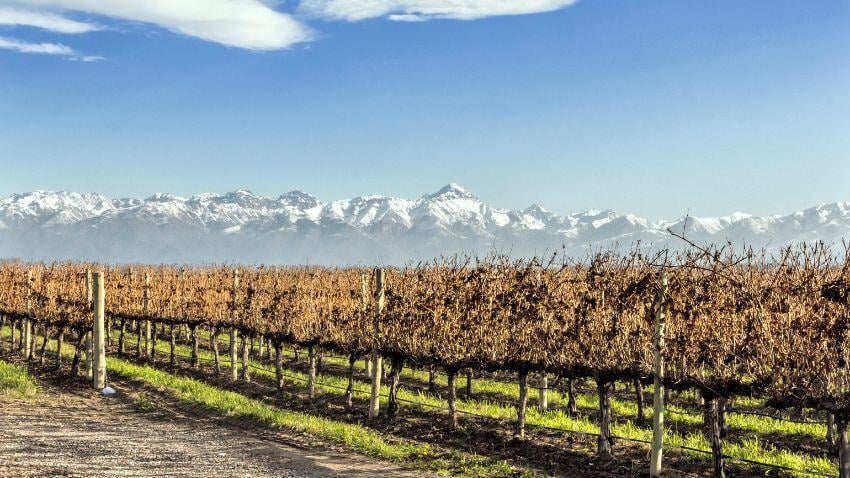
(1, 184), (848, 264)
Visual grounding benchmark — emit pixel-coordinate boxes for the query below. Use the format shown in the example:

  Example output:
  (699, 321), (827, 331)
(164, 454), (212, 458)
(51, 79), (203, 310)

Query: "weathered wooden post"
(9, 317), (17, 351)
(274, 341), (285, 393)
(211, 326), (221, 374)
(150, 322), (158, 361)
(85, 269), (93, 381)
(307, 345), (317, 398)
(23, 270), (32, 359)
(92, 271), (106, 389)
(240, 333), (251, 382)
(829, 413), (837, 450)
(359, 273), (372, 379)
(567, 377), (578, 415)
(345, 353), (356, 408)
(54, 326), (65, 370)
(190, 324), (199, 368)
(169, 323), (176, 367)
(538, 373), (548, 413)
(446, 366), (459, 429)
(258, 335), (265, 361)
(368, 267), (384, 420)
(650, 271), (668, 477)
(119, 269), (132, 355)
(143, 273), (151, 358)
(230, 270), (239, 382)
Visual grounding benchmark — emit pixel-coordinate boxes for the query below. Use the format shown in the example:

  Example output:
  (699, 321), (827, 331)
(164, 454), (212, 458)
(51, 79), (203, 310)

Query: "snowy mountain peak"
(145, 193), (185, 203)
(428, 183), (475, 200)
(279, 190), (321, 209)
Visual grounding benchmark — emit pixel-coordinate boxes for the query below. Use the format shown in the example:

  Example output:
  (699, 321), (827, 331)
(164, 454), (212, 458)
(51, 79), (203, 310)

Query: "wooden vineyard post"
(567, 377), (578, 415)
(92, 272), (107, 389)
(9, 317), (17, 352)
(828, 413), (837, 450)
(275, 341), (285, 393)
(150, 322), (158, 361)
(359, 272), (371, 380)
(119, 269), (132, 355)
(211, 327), (221, 374)
(143, 273), (151, 358)
(190, 324), (199, 368)
(169, 323), (176, 367)
(230, 270), (239, 382)
(345, 353), (356, 408)
(368, 267), (384, 420)
(307, 345), (317, 398)
(465, 369), (473, 397)
(258, 336), (265, 361)
(55, 326), (65, 370)
(85, 269), (93, 381)
(538, 373), (548, 413)
(240, 333), (251, 382)
(446, 367), (459, 429)
(23, 270), (32, 360)
(650, 271), (668, 477)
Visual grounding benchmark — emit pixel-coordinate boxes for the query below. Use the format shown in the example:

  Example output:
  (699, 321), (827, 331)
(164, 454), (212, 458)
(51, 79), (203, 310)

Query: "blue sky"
(1, 0), (848, 220)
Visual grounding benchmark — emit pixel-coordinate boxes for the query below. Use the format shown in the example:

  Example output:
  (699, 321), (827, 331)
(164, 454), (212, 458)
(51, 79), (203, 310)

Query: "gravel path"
(0, 377), (424, 478)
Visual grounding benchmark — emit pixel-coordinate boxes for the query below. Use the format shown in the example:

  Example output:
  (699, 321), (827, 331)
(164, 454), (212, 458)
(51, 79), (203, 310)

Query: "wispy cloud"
(0, 0), (577, 61)
(0, 35), (72, 54)
(299, 0), (579, 22)
(0, 5), (99, 33)
(1, 0), (312, 50)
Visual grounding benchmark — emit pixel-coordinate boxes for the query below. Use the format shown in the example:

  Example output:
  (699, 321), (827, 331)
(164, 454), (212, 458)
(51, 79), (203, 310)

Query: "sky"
(0, 0), (848, 220)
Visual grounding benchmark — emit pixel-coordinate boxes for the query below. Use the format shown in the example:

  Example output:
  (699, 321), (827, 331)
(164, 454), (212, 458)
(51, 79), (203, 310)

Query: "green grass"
(0, 359), (39, 399)
(142, 331), (837, 477)
(133, 392), (156, 412)
(108, 357), (521, 477)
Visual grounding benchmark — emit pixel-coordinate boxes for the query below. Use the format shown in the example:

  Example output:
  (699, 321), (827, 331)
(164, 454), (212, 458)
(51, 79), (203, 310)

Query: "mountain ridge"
(1, 185), (848, 265)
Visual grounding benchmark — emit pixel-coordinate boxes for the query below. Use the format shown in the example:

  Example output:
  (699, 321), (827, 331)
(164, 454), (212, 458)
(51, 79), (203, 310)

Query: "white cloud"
(300, 0), (579, 22)
(387, 14), (426, 22)
(0, 0), (312, 50)
(0, 5), (98, 32)
(0, 35), (73, 54)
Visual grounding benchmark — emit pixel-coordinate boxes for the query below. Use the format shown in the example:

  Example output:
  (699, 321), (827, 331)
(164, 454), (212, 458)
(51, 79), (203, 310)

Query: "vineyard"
(1, 243), (849, 477)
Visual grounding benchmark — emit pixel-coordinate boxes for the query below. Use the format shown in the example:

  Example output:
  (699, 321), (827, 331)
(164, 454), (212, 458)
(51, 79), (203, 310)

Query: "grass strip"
(108, 357), (522, 477)
(0, 359), (40, 399)
(146, 331), (837, 477)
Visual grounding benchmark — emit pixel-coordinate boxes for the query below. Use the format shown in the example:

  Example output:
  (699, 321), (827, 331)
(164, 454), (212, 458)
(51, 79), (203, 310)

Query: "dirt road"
(0, 375), (423, 478)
